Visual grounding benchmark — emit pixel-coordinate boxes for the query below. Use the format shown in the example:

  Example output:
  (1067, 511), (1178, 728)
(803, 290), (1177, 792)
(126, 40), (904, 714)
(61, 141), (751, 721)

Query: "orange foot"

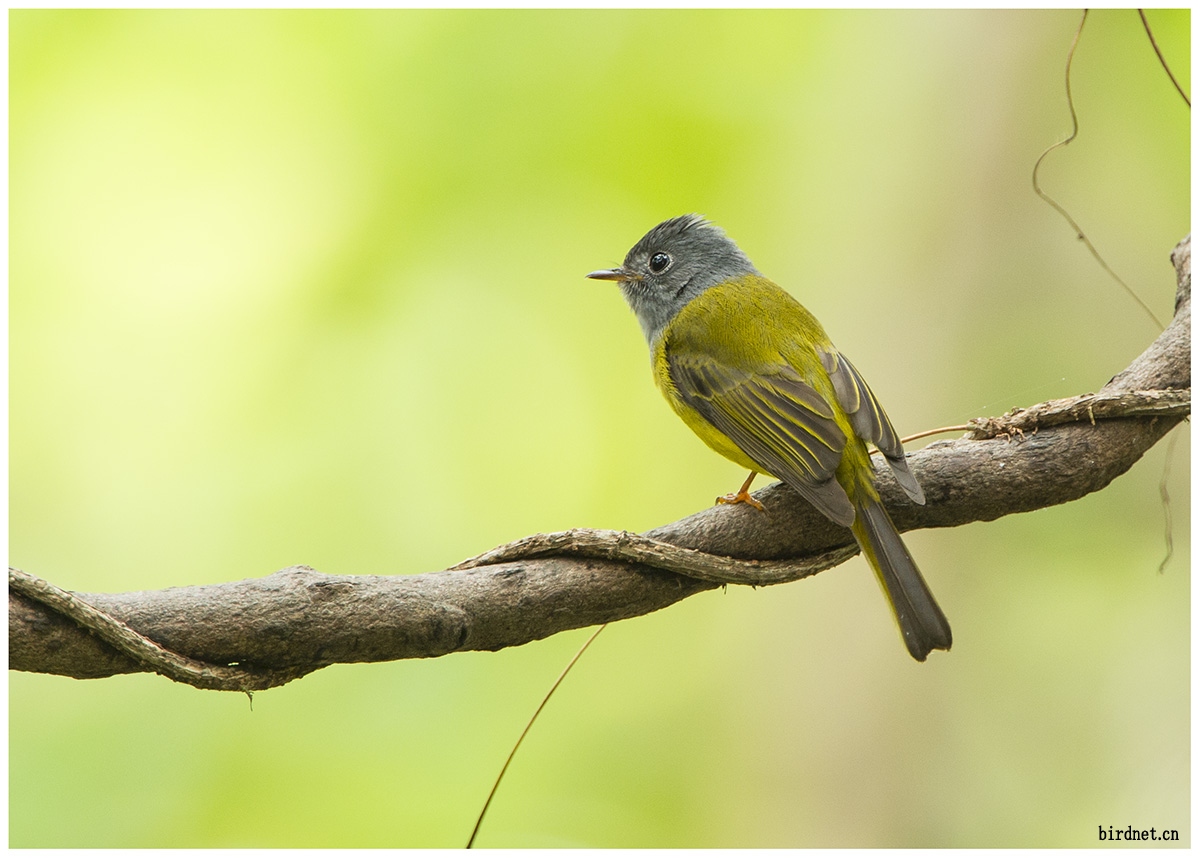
(715, 471), (765, 512)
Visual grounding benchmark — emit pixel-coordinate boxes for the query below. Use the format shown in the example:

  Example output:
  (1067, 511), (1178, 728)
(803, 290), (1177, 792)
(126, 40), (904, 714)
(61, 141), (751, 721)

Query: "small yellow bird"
(589, 215), (951, 661)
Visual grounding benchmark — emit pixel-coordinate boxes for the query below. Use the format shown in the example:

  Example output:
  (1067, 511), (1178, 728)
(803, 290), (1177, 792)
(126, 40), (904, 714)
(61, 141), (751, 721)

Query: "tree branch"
(10, 236), (1190, 691)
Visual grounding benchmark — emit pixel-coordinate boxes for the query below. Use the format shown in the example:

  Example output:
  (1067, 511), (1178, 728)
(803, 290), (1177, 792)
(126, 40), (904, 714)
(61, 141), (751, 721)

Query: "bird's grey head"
(587, 214), (760, 345)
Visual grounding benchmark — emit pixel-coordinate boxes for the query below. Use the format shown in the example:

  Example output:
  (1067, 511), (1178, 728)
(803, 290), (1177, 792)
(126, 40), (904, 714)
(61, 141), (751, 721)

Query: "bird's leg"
(716, 471), (764, 512)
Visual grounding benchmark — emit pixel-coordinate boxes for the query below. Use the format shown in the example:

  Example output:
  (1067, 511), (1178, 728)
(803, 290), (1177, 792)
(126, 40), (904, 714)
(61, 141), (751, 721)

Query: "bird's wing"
(819, 347), (925, 505)
(668, 352), (856, 527)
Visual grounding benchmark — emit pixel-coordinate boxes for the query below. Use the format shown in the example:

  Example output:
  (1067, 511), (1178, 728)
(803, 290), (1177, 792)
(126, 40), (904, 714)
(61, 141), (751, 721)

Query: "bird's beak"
(586, 267), (641, 282)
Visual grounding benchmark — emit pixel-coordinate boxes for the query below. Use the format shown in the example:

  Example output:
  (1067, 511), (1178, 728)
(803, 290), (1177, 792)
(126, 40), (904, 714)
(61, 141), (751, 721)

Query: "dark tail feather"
(851, 498), (952, 661)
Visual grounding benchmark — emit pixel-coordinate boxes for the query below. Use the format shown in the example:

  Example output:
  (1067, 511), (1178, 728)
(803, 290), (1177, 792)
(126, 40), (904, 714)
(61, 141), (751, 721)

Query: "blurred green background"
(10, 8), (1189, 848)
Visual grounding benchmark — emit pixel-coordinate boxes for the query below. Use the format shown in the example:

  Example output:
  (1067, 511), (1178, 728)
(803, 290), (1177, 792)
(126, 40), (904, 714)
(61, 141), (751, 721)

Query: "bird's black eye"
(648, 252), (672, 274)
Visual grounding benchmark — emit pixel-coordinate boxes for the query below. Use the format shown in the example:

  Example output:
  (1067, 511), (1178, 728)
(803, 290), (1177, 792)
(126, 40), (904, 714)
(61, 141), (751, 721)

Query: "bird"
(588, 214), (951, 660)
